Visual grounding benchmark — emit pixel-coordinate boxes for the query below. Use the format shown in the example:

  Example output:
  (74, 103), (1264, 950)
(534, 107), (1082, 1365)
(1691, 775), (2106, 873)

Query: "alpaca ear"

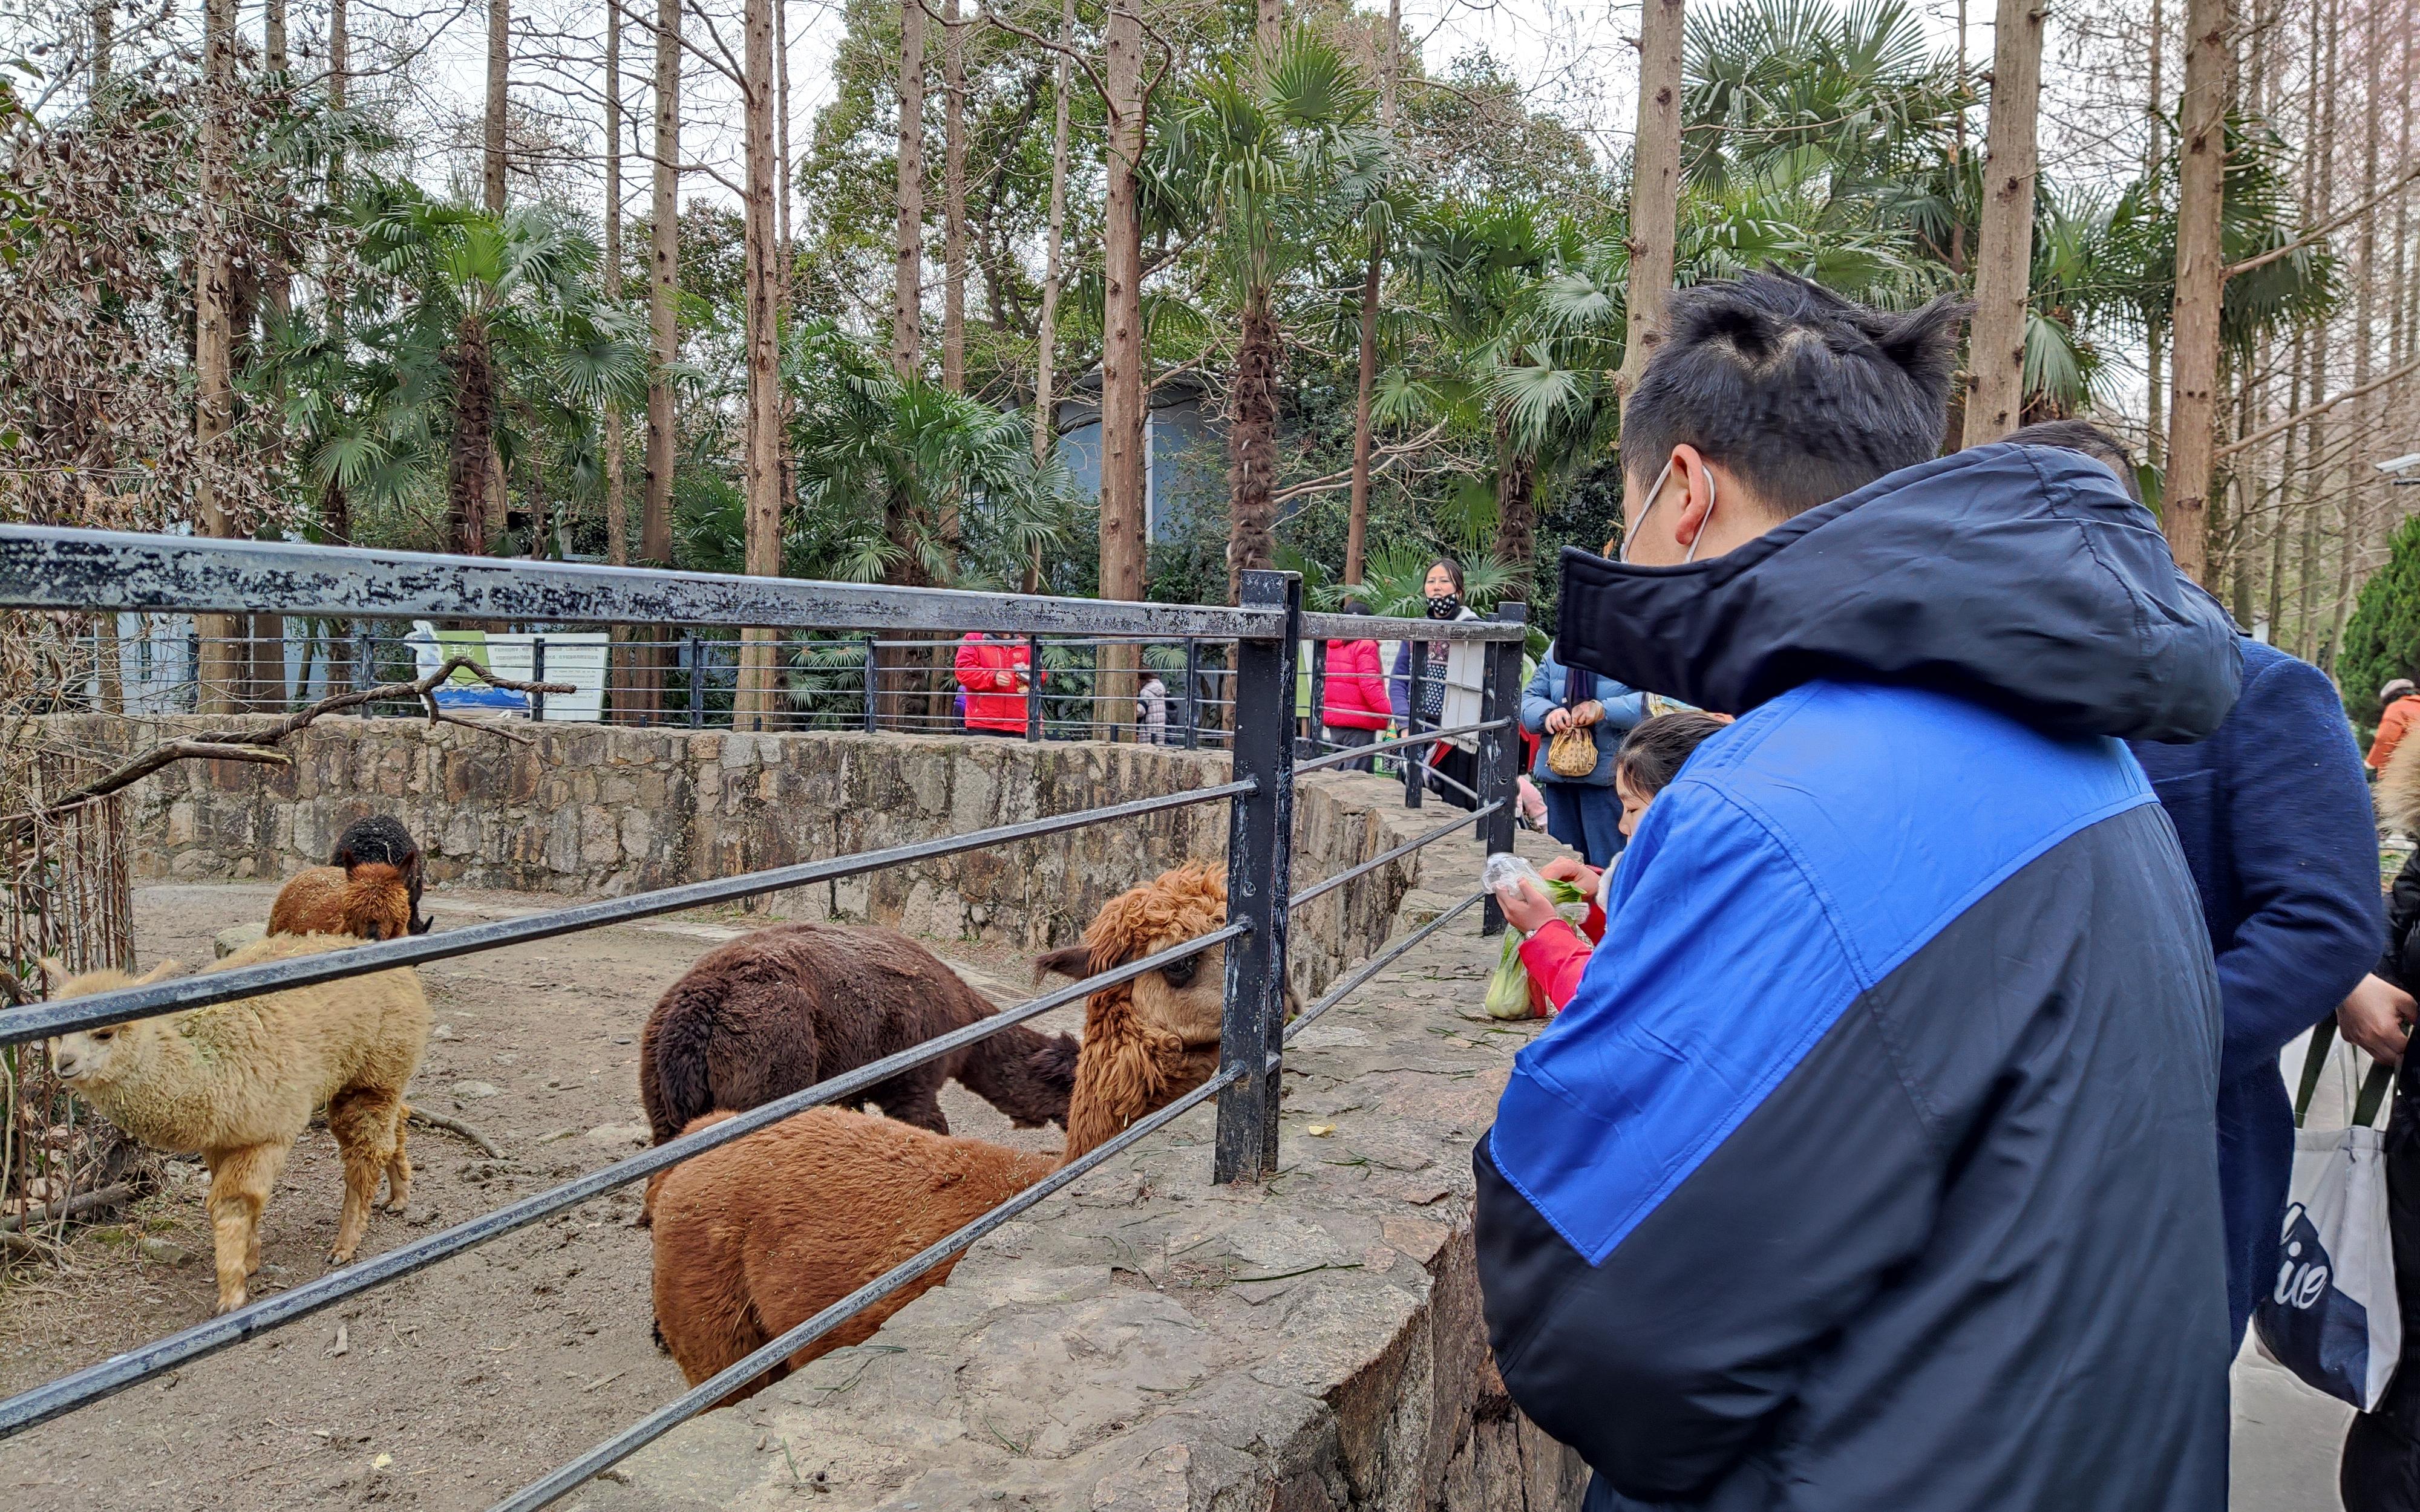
(38, 957), (70, 991)
(136, 960), (182, 985)
(1033, 944), (1096, 983)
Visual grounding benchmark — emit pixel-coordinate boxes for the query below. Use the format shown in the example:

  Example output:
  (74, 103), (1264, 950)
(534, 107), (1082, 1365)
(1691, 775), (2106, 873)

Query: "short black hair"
(1615, 711), (1728, 798)
(1620, 271), (1969, 518)
(1339, 596), (1373, 618)
(2004, 420), (2142, 503)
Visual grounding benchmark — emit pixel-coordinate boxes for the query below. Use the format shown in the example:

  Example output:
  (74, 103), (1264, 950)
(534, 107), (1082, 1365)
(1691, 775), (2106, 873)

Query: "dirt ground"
(0, 879), (1075, 1512)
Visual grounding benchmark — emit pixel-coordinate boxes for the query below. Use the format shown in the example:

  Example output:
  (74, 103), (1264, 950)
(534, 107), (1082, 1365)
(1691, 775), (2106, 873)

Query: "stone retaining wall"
(45, 715), (1435, 999)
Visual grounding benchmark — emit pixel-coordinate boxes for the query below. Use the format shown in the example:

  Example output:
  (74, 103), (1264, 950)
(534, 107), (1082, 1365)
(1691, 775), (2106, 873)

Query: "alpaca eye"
(1161, 956), (1197, 989)
(91, 1029), (114, 1041)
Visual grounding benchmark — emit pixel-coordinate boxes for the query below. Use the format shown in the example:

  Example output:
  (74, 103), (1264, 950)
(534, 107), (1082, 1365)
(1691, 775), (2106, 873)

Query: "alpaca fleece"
(638, 924), (1078, 1144)
(646, 1107), (1055, 1402)
(267, 862), (413, 942)
(647, 867), (1235, 1398)
(45, 933), (430, 1313)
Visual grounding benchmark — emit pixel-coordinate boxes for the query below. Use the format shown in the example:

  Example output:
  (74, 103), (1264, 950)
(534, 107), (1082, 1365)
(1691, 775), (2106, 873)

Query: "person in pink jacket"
(1321, 598), (1392, 771)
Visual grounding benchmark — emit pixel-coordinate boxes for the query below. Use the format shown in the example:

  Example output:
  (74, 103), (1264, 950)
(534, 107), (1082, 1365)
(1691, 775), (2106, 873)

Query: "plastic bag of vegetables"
(1480, 853), (1589, 1020)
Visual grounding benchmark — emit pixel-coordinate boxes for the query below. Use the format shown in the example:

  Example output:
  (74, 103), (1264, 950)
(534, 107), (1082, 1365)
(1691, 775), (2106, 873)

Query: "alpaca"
(267, 861), (414, 942)
(647, 865), (1235, 1401)
(43, 933), (431, 1314)
(332, 815), (430, 935)
(638, 925), (1081, 1144)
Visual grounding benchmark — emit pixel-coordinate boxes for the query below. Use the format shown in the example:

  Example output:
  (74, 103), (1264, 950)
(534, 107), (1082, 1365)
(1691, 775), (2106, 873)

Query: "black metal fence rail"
(0, 527), (1532, 1508)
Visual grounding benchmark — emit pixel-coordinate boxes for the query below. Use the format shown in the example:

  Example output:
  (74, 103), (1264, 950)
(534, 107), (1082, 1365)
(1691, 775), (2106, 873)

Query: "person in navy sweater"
(2008, 421), (2385, 1349)
(1480, 276), (2242, 1512)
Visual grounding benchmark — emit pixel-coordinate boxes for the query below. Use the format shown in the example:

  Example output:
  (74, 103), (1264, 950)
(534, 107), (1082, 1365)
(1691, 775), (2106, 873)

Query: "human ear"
(1669, 446), (1716, 550)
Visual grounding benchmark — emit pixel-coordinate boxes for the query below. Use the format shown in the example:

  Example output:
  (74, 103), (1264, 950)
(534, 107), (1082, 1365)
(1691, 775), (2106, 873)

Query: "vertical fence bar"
(861, 636), (879, 733)
(531, 637), (547, 723)
(353, 625), (373, 705)
(686, 637), (704, 728)
(1180, 638), (1200, 750)
(1477, 606), (1526, 935)
(1305, 634), (1326, 760)
(1215, 571), (1300, 1185)
(1402, 639), (1427, 810)
(1025, 634), (1044, 741)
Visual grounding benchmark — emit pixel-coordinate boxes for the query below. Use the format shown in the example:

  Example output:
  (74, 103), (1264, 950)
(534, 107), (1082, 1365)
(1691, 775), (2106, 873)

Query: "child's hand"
(1539, 855), (1601, 895)
(1494, 879), (1562, 935)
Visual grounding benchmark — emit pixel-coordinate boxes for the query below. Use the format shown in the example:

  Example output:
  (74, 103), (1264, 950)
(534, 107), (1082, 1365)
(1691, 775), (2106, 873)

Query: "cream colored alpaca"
(44, 933), (431, 1314)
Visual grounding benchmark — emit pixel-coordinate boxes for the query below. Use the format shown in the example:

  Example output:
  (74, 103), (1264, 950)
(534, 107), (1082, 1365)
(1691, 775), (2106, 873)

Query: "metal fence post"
(1402, 640), (1427, 810)
(1180, 637), (1200, 750)
(1026, 634), (1044, 741)
(687, 636), (704, 728)
(861, 636), (879, 733)
(1477, 605), (1526, 935)
(531, 636), (548, 723)
(1214, 570), (1300, 1185)
(353, 625), (373, 700)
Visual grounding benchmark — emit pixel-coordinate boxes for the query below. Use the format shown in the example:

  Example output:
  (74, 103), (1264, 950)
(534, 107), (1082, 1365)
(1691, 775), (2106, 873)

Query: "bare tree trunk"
(1344, 0), (1399, 589)
(777, 0), (796, 559)
(1493, 416), (1537, 597)
(1614, 0), (1684, 414)
(1961, 0), (2042, 445)
(2327, 0), (2384, 665)
(603, 0), (627, 572)
(1027, 0), (1073, 596)
(2144, 0), (2166, 467)
(2162, 0), (2230, 584)
(1097, 0), (1146, 737)
(736, 0), (782, 731)
(2269, 326), (2304, 640)
(485, 0), (509, 211)
(1257, 0), (1280, 53)
(941, 0), (967, 393)
(1030, 0), (1073, 483)
(194, 0), (241, 716)
(91, 0), (111, 86)
(636, 0), (681, 719)
(892, 0), (925, 379)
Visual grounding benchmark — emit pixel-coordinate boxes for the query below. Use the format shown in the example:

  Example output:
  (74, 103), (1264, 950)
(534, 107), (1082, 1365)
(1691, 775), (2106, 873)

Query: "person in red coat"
(1320, 598), (1392, 771)
(953, 633), (1037, 735)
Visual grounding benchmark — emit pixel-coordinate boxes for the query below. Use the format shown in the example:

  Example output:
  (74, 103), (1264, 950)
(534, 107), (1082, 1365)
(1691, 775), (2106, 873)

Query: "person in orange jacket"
(2373, 679), (2419, 776)
(954, 633), (1038, 735)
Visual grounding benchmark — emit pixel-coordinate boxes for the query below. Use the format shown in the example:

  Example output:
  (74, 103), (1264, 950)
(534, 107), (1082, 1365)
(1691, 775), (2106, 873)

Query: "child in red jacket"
(1497, 711), (1729, 1014)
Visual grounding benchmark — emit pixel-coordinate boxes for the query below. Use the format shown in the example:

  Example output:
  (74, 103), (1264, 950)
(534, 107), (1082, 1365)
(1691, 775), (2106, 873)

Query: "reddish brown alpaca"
(636, 924), (1080, 1144)
(267, 862), (414, 942)
(646, 867), (1231, 1402)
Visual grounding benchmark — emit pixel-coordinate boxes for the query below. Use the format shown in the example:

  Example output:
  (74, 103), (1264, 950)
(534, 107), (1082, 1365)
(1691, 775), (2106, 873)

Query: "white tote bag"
(2254, 1043), (2402, 1411)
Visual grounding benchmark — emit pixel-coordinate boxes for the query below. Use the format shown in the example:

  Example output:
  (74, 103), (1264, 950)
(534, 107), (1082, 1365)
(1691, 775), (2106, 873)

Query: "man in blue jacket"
(2006, 420), (2384, 1349)
(1476, 272), (2243, 1512)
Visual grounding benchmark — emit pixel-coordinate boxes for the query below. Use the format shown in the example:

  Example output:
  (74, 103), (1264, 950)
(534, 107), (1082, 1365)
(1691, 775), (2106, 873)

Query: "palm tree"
(1154, 27), (1387, 603)
(353, 184), (642, 555)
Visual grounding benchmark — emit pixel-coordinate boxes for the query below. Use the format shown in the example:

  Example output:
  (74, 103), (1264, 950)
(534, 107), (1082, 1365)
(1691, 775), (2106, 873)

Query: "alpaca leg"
(382, 1103), (413, 1212)
(326, 1089), (402, 1263)
(872, 1070), (950, 1135)
(205, 1144), (287, 1315)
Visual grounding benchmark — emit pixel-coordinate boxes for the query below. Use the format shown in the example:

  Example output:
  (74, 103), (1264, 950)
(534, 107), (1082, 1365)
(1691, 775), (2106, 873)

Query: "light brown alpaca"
(44, 933), (430, 1313)
(647, 865), (1234, 1402)
(267, 862), (414, 942)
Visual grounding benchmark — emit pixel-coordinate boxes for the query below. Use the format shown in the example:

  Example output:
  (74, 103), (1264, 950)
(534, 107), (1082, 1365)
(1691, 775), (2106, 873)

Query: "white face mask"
(1621, 456), (1716, 565)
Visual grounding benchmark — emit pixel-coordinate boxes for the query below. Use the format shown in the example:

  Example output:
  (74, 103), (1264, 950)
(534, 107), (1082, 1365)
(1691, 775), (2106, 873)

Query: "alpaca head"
(40, 957), (182, 1096)
(342, 862), (414, 941)
(333, 816), (430, 934)
(1036, 865), (1232, 1054)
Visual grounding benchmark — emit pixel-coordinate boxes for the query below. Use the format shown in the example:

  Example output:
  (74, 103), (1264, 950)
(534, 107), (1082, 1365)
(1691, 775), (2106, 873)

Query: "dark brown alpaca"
(637, 924), (1079, 1145)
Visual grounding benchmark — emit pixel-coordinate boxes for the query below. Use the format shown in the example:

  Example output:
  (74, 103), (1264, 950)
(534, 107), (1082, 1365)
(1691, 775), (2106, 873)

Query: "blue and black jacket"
(1477, 445), (2244, 1512)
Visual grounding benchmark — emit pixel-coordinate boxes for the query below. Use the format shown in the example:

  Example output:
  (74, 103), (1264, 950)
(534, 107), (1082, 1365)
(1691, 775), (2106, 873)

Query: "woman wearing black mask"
(1388, 558), (1482, 810)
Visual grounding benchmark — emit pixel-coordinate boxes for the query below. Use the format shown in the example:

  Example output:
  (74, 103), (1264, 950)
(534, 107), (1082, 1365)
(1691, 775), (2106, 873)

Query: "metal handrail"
(0, 528), (1282, 638)
(1285, 891), (1486, 1044)
(489, 1061), (1246, 1512)
(0, 927), (1241, 1439)
(1290, 803), (1503, 910)
(1292, 716), (1514, 775)
(1, 781), (1252, 1048)
(1298, 611), (1526, 643)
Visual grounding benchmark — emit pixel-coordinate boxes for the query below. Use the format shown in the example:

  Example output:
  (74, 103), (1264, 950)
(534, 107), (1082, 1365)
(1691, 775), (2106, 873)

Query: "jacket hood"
(1554, 443), (2242, 743)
